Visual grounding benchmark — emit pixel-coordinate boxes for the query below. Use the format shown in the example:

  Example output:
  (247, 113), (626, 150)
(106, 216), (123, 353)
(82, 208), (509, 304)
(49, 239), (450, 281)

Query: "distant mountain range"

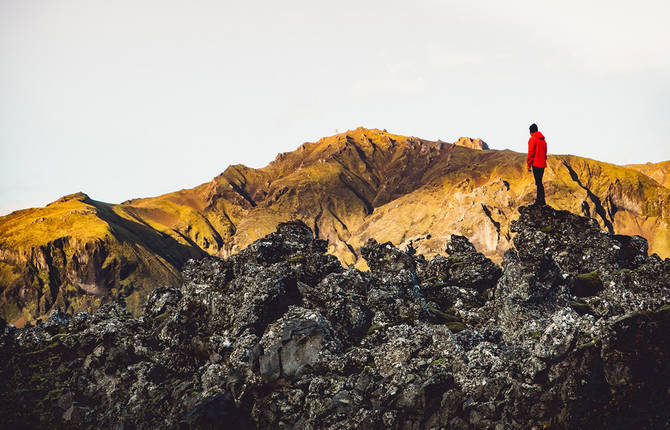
(1, 127), (668, 325)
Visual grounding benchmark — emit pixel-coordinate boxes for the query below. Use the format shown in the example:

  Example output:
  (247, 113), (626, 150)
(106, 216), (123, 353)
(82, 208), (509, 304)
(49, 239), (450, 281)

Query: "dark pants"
(532, 166), (545, 205)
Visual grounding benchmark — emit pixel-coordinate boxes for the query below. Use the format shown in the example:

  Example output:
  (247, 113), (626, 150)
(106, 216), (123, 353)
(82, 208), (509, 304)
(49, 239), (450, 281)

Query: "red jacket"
(527, 131), (547, 168)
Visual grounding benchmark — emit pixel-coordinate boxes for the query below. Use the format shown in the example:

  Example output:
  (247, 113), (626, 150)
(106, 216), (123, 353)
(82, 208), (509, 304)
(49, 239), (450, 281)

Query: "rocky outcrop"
(453, 137), (489, 150)
(1, 205), (668, 429)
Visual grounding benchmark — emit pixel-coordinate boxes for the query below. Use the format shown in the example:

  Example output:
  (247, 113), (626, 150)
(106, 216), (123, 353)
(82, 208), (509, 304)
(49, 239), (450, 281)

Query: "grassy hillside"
(0, 193), (203, 325)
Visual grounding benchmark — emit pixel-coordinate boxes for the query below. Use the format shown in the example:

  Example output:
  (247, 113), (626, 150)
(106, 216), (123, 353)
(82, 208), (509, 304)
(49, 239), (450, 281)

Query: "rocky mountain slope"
(1, 127), (669, 325)
(1, 206), (668, 429)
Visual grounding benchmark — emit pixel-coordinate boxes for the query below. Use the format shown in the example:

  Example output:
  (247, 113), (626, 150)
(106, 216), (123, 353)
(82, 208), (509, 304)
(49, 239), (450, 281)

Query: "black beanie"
(529, 123), (538, 133)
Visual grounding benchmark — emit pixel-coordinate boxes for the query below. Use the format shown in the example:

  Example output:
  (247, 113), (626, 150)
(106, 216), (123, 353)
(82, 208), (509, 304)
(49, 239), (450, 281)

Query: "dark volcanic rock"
(419, 234), (503, 292)
(1, 209), (669, 429)
(360, 238), (416, 276)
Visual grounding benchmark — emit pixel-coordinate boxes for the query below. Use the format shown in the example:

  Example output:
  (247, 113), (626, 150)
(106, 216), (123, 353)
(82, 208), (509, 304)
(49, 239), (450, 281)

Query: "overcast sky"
(1, 0), (669, 215)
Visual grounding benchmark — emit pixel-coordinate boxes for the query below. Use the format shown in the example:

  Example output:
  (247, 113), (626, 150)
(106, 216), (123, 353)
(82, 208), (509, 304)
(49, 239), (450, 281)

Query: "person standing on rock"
(527, 123), (547, 206)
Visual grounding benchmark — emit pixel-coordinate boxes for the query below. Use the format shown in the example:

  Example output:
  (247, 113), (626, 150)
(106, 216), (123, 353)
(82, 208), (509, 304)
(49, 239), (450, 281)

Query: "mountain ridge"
(1, 127), (669, 325)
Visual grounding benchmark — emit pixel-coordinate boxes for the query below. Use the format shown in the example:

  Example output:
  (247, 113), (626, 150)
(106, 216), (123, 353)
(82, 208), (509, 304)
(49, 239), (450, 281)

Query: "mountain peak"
(47, 192), (91, 206)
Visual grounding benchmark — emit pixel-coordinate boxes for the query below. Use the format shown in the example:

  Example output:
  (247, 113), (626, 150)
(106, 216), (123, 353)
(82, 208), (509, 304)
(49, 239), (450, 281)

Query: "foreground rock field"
(1, 205), (669, 429)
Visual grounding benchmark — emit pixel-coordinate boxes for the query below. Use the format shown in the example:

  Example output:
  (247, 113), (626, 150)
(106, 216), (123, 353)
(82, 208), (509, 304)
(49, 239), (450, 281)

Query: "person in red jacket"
(527, 123), (547, 205)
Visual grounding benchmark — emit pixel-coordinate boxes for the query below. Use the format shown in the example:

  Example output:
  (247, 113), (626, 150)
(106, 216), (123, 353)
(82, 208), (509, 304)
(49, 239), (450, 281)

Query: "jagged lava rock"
(1, 207), (669, 429)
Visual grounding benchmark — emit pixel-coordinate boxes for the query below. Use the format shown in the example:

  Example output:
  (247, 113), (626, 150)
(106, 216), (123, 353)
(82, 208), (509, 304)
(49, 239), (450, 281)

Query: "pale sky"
(1, 0), (669, 215)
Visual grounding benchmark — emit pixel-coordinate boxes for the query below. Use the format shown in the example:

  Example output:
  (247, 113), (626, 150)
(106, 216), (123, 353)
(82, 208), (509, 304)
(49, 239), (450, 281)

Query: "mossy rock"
(48, 333), (69, 343)
(41, 387), (66, 403)
(575, 336), (600, 352)
(446, 256), (464, 264)
(445, 321), (466, 333)
(366, 324), (383, 336)
(288, 255), (306, 264)
(572, 271), (603, 297)
(540, 225), (555, 234)
(427, 305), (461, 324)
(570, 300), (592, 316)
(153, 311), (170, 326)
(23, 335), (66, 357)
(613, 303), (670, 324)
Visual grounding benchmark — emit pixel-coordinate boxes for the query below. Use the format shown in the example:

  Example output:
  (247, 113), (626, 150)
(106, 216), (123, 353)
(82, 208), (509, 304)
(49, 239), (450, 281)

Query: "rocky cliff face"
(2, 206), (668, 429)
(1, 127), (669, 325)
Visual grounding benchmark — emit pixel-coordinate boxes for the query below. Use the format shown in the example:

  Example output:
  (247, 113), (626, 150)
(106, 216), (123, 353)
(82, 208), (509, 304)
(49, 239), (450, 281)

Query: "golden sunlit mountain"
(1, 127), (669, 325)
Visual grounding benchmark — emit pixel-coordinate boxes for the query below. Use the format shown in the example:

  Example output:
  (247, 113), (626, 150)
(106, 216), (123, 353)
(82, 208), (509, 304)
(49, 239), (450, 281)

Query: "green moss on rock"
(427, 305), (461, 324)
(446, 321), (466, 333)
(572, 271), (603, 297)
(540, 225), (555, 234)
(366, 324), (383, 336)
(570, 300), (592, 316)
(288, 255), (306, 263)
(153, 312), (170, 326)
(575, 336), (600, 352)
(446, 256), (464, 264)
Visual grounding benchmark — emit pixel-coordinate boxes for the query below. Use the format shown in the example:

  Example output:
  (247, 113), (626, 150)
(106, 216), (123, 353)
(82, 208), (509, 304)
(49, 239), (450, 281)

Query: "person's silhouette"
(527, 123), (547, 206)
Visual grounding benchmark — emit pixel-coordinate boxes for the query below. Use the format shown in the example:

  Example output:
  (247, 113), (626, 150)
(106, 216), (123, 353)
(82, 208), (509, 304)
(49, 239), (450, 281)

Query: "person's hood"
(532, 131), (545, 140)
